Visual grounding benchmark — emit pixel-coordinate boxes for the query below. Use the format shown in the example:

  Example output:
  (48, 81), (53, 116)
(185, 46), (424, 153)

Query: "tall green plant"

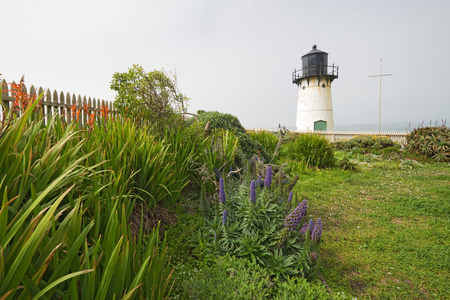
(0, 99), (174, 299)
(249, 130), (280, 156)
(279, 133), (335, 169)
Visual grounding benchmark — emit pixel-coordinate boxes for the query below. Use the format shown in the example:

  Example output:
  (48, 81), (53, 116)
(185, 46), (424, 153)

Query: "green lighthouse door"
(314, 120), (327, 131)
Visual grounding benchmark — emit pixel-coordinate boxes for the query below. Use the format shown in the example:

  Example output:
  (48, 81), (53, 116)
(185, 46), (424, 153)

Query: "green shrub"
(406, 126), (450, 162)
(111, 64), (188, 134)
(335, 152), (359, 171)
(195, 111), (271, 162)
(279, 133), (335, 169)
(249, 130), (280, 156)
(334, 135), (399, 151)
(195, 110), (246, 133)
(181, 254), (275, 299)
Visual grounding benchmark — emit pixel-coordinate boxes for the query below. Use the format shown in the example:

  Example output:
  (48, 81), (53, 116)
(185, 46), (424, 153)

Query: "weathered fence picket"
(1, 78), (114, 124)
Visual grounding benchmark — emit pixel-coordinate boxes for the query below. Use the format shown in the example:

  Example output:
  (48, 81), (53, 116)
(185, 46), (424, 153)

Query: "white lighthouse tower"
(292, 45), (338, 132)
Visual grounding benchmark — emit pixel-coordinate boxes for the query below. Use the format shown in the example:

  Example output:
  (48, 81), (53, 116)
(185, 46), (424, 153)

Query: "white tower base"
(296, 77), (334, 132)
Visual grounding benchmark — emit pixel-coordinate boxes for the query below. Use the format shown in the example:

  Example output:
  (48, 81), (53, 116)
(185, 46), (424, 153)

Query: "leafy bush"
(111, 64), (188, 134)
(406, 126), (450, 162)
(334, 135), (399, 151)
(195, 111), (271, 162)
(335, 152), (359, 171)
(279, 133), (336, 169)
(195, 110), (246, 133)
(249, 130), (281, 157)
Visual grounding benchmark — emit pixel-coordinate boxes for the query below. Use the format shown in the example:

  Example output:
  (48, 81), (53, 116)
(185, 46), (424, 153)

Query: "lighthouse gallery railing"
(292, 65), (339, 84)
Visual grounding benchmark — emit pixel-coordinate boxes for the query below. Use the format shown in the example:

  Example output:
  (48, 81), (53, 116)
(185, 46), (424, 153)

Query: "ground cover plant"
(295, 151), (450, 299)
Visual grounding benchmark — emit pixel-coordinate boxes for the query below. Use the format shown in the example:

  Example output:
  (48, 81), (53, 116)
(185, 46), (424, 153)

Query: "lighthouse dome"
(301, 45), (329, 77)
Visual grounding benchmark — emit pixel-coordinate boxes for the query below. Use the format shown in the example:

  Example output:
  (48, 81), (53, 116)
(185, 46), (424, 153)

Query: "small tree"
(110, 64), (188, 132)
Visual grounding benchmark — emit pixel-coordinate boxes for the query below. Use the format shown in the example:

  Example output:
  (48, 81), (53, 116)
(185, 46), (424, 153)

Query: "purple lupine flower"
(283, 199), (308, 230)
(308, 218), (315, 235)
(256, 175), (264, 187)
(287, 191), (293, 203)
(311, 218), (322, 242)
(264, 166), (273, 188)
(219, 177), (226, 203)
(299, 222), (309, 234)
(250, 180), (256, 204)
(222, 209), (228, 226)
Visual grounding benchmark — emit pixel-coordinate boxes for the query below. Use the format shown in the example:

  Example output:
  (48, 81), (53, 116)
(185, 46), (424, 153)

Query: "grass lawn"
(296, 154), (450, 299)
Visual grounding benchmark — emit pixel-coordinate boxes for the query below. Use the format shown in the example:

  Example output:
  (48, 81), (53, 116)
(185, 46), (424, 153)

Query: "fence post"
(76, 95), (82, 127)
(46, 89), (52, 120)
(52, 90), (59, 117)
(59, 91), (66, 122)
(2, 79), (10, 110)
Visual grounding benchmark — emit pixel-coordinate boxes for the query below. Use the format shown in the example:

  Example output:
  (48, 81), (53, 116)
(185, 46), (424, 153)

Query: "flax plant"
(248, 130), (279, 155)
(279, 133), (336, 169)
(0, 97), (173, 299)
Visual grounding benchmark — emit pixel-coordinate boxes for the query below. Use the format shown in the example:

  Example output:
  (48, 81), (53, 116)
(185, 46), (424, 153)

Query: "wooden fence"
(1, 79), (114, 125)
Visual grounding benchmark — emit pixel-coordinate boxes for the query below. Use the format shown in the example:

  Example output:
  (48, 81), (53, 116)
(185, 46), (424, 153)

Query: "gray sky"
(2, 0), (449, 129)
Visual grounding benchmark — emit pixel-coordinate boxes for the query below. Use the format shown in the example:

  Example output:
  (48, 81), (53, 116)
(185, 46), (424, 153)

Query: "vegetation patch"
(407, 125), (450, 162)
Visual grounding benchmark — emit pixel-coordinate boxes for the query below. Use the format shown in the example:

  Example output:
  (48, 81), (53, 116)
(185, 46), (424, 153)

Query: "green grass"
(294, 154), (450, 299)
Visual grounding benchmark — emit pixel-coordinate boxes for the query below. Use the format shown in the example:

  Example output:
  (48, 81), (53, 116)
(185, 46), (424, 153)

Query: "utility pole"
(369, 58), (393, 133)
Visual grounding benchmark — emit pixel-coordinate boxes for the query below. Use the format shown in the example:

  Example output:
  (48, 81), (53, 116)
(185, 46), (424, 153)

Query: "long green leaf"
(94, 236), (123, 300)
(31, 269), (93, 300)
(0, 184), (74, 296)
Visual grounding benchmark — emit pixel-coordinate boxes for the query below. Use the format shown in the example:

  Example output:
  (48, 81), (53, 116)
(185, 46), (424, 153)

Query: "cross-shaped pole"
(369, 58), (393, 133)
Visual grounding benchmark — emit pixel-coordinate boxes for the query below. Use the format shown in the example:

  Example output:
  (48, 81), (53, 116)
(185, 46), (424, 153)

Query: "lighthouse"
(292, 45), (338, 132)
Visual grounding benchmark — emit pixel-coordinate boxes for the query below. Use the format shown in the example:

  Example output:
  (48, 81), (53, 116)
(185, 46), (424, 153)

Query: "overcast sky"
(2, 0), (449, 129)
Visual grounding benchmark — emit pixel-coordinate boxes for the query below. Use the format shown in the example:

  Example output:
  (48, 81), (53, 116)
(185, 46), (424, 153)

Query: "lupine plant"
(203, 170), (323, 280)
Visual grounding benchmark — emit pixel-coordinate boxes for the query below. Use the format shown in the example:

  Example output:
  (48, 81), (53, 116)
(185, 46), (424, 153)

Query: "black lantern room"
(292, 45), (338, 85)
